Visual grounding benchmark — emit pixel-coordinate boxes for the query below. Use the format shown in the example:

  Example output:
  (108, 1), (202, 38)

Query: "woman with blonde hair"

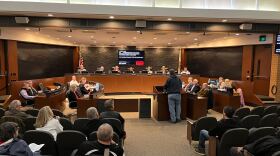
(34, 106), (63, 140)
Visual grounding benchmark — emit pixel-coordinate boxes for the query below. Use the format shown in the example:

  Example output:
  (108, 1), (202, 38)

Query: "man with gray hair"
(100, 99), (124, 125)
(77, 123), (124, 156)
(5, 100), (32, 120)
(82, 107), (102, 137)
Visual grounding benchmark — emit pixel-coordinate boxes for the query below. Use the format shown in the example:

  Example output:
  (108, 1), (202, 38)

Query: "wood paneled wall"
(242, 46), (253, 81)
(0, 40), (6, 95)
(73, 47), (79, 71)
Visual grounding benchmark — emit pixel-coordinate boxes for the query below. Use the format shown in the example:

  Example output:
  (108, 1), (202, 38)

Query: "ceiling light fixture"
(174, 38), (177, 40)
(68, 35), (72, 38)
(222, 19), (228, 22)
(167, 18), (172, 21)
(153, 37), (157, 40)
(235, 33), (240, 36)
(90, 36), (94, 38)
(25, 28), (30, 31)
(48, 13), (53, 17)
(186, 32), (190, 34)
(133, 37), (137, 40)
(109, 16), (115, 19)
(168, 43), (172, 45)
(194, 38), (198, 41)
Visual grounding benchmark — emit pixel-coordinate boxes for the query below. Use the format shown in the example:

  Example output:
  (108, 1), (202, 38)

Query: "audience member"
(66, 84), (79, 108)
(195, 106), (238, 155)
(34, 106), (63, 140)
(19, 82), (37, 106)
(70, 75), (79, 86)
(5, 100), (32, 120)
(82, 107), (102, 137)
(183, 77), (193, 92)
(101, 100), (125, 124)
(164, 69), (182, 123)
(76, 123), (124, 156)
(79, 77), (90, 96)
(189, 79), (200, 94)
(197, 83), (209, 97)
(230, 129), (280, 156)
(0, 122), (33, 156)
(77, 64), (87, 73)
(180, 67), (190, 75)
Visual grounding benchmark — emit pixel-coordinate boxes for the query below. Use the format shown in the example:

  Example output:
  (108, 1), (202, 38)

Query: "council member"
(77, 64), (87, 73)
(180, 67), (190, 75)
(164, 69), (182, 123)
(69, 75), (79, 86)
(19, 82), (37, 106)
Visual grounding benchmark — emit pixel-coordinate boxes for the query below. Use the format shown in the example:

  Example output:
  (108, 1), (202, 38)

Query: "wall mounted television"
(276, 34), (280, 54)
(118, 50), (145, 66)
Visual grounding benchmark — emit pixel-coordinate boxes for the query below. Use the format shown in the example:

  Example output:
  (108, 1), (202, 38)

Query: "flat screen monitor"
(118, 50), (145, 66)
(276, 34), (280, 54)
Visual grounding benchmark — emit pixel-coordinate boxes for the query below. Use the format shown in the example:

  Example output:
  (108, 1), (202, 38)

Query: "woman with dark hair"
(0, 122), (33, 156)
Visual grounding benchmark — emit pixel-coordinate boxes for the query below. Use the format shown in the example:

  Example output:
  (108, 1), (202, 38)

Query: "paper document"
(29, 143), (44, 152)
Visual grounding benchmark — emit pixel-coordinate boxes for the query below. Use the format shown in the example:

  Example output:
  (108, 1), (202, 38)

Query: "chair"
(52, 109), (65, 117)
(70, 149), (78, 156)
(23, 130), (57, 156)
(59, 118), (73, 130)
(247, 127), (276, 144)
(259, 113), (278, 127)
(56, 130), (87, 156)
(272, 151), (280, 156)
(24, 117), (36, 131)
(234, 107), (250, 120)
(25, 109), (39, 117)
(250, 106), (264, 116)
(100, 118), (124, 138)
(0, 116), (25, 134)
(187, 116), (217, 145)
(89, 131), (120, 145)
(209, 128), (249, 156)
(73, 118), (90, 132)
(239, 115), (261, 129)
(263, 105), (278, 116)
(0, 108), (5, 118)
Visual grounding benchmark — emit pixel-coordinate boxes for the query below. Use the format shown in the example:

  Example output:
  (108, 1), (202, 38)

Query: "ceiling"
(0, 27), (272, 47)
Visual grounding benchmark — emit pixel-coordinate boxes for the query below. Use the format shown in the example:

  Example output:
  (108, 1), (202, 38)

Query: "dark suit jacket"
(190, 85), (201, 94)
(66, 90), (77, 108)
(100, 111), (125, 125)
(79, 84), (90, 95)
(82, 119), (102, 137)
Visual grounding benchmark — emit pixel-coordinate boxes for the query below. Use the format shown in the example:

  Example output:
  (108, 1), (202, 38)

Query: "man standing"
(164, 69), (182, 123)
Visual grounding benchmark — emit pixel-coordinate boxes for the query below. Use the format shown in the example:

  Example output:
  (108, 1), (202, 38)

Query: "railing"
(0, 0), (280, 11)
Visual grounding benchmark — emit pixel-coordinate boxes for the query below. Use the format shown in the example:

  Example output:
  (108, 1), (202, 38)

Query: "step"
(262, 101), (280, 106)
(256, 95), (275, 101)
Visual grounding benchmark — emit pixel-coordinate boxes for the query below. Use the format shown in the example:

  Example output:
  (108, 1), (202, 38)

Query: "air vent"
(153, 33), (167, 35)
(176, 33), (190, 36)
(106, 32), (120, 35)
(56, 29), (71, 33)
(82, 30), (96, 33)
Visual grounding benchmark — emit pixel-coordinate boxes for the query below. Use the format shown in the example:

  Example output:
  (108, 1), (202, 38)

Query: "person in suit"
(164, 69), (182, 123)
(189, 79), (200, 94)
(0, 122), (34, 156)
(66, 84), (79, 108)
(77, 64), (87, 73)
(112, 66), (121, 73)
(5, 100), (33, 121)
(27, 80), (38, 96)
(180, 67), (190, 75)
(197, 83), (209, 97)
(82, 107), (102, 137)
(76, 123), (124, 156)
(100, 100), (125, 125)
(126, 67), (135, 73)
(79, 77), (90, 96)
(19, 82), (37, 106)
(183, 77), (193, 92)
(69, 75), (79, 86)
(195, 106), (238, 155)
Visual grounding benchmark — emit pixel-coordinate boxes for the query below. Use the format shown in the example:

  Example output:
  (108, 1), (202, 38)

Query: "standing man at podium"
(164, 69), (182, 123)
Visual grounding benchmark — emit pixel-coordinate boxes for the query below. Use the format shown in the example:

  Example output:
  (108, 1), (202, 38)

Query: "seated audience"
(195, 106), (238, 155)
(79, 77), (90, 96)
(5, 100), (32, 120)
(183, 77), (193, 92)
(197, 83), (209, 97)
(34, 106), (63, 140)
(230, 130), (280, 156)
(19, 82), (37, 106)
(180, 67), (190, 75)
(66, 84), (79, 108)
(77, 64), (87, 73)
(76, 123), (124, 156)
(100, 100), (125, 125)
(82, 107), (102, 137)
(70, 75), (79, 86)
(0, 122), (33, 156)
(112, 66), (121, 73)
(188, 79), (200, 94)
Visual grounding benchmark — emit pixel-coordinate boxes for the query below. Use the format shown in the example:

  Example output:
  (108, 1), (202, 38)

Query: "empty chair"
(56, 130), (86, 156)
(187, 116), (217, 145)
(0, 108), (5, 118)
(234, 107), (250, 120)
(259, 113), (278, 127)
(25, 109), (39, 117)
(73, 118), (90, 132)
(250, 106), (264, 116)
(59, 118), (73, 130)
(209, 128), (249, 156)
(52, 109), (65, 117)
(24, 117), (36, 131)
(247, 127), (276, 143)
(23, 130), (57, 156)
(263, 105), (278, 116)
(239, 115), (261, 129)
(89, 131), (120, 145)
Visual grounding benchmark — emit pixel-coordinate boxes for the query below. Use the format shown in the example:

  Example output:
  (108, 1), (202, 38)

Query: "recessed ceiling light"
(68, 35), (72, 38)
(133, 37), (137, 40)
(93, 40), (97, 43)
(90, 36), (94, 38)
(150, 43), (153, 44)
(25, 28), (30, 31)
(153, 37), (157, 40)
(56, 38), (60, 40)
(168, 43), (172, 45)
(167, 18), (172, 21)
(194, 38), (198, 41)
(48, 13), (53, 17)
(109, 16), (115, 19)
(235, 33), (240, 36)
(186, 32), (190, 34)
(113, 41), (116, 44)
(222, 19), (228, 22)
(84, 30), (89, 32)
(174, 38), (177, 40)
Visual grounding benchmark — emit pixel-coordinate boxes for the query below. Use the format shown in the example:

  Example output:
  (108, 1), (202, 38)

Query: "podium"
(212, 89), (240, 113)
(186, 93), (207, 120)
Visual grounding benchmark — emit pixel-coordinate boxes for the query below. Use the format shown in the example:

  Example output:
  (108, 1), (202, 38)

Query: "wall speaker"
(135, 20), (146, 28)
(239, 24), (252, 30)
(15, 17), (29, 24)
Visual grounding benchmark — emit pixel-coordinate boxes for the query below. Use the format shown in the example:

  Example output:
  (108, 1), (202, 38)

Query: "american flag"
(79, 53), (84, 66)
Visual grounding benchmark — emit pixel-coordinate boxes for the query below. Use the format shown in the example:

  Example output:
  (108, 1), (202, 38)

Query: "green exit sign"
(259, 35), (266, 42)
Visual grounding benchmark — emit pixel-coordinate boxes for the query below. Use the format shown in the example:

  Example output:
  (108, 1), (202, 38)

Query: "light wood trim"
(208, 136), (217, 156)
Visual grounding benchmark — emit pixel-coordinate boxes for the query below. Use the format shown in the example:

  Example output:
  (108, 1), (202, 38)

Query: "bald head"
(97, 123), (113, 142)
(193, 79), (198, 84)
